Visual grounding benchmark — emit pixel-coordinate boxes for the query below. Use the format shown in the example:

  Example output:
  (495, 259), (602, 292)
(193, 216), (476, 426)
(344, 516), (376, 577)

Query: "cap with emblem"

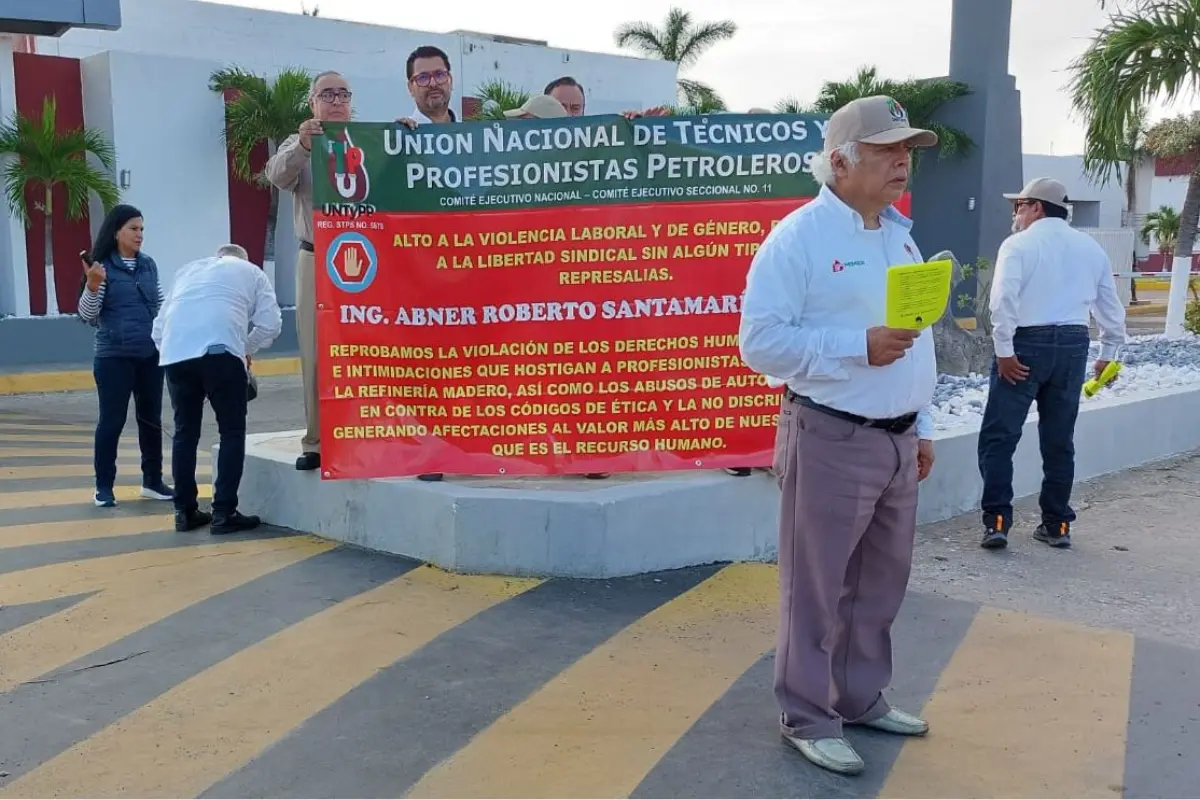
(823, 95), (939, 152)
(504, 94), (567, 119)
(1003, 177), (1070, 208)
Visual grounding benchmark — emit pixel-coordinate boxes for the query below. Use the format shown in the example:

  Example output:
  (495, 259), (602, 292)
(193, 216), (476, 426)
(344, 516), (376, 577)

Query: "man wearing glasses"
(977, 177), (1127, 550)
(405, 45), (457, 125)
(265, 71), (354, 473)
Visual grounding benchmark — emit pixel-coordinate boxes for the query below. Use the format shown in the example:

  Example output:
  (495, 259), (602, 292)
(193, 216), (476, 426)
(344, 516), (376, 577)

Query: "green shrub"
(1185, 299), (1200, 335)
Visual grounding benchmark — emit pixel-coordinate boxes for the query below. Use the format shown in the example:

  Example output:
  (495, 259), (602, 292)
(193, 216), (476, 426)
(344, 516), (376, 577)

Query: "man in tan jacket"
(265, 71), (352, 471)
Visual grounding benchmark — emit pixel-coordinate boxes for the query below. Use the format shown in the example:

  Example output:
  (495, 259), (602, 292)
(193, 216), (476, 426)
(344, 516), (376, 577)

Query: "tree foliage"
(615, 8), (736, 110)
(808, 66), (974, 161)
(0, 95), (119, 225)
(209, 66), (312, 185)
(469, 80), (530, 121)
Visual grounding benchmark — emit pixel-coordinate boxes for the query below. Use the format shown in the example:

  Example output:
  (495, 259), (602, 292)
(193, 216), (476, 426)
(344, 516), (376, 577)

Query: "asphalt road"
(0, 379), (1197, 798)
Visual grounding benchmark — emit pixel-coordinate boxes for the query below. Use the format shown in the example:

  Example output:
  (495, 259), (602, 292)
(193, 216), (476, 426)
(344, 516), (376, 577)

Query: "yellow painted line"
(880, 607), (1134, 799)
(0, 447), (115, 458)
(1, 433), (96, 443)
(1126, 303), (1165, 317)
(0, 423), (86, 432)
(251, 356), (301, 377)
(0, 483), (211, 511)
(0, 446), (211, 459)
(0, 463), (212, 481)
(0, 514), (175, 548)
(5, 565), (538, 798)
(408, 562), (778, 799)
(0, 535), (330, 693)
(0, 356), (299, 396)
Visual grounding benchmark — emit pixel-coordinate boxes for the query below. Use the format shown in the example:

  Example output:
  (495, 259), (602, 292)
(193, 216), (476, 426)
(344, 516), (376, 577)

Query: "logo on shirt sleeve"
(326, 232), (378, 293)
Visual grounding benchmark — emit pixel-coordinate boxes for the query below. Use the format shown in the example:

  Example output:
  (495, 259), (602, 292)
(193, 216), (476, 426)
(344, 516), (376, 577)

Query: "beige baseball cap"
(1003, 177), (1070, 206)
(824, 95), (938, 151)
(504, 94), (567, 119)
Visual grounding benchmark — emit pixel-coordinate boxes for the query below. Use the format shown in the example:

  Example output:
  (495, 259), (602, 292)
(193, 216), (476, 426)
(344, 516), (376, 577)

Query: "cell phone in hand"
(79, 250), (92, 266)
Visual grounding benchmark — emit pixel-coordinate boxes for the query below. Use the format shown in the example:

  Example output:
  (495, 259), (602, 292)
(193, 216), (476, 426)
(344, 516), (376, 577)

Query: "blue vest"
(94, 252), (161, 360)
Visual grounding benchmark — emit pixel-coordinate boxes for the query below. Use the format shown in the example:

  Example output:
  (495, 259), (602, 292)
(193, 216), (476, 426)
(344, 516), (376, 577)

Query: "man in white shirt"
(152, 244), (282, 535)
(739, 95), (939, 776)
(978, 178), (1127, 550)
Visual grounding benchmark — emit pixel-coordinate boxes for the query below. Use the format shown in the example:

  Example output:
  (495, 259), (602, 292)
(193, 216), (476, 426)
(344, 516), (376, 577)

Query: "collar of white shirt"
(815, 183), (915, 234)
(409, 107), (457, 124)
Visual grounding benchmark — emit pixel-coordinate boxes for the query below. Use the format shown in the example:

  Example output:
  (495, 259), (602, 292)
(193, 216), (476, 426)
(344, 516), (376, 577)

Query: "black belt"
(785, 389), (917, 434)
(299, 240), (314, 252)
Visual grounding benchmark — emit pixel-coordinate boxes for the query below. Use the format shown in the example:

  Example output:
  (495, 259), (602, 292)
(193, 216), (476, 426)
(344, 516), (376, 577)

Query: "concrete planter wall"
(225, 385), (1200, 578)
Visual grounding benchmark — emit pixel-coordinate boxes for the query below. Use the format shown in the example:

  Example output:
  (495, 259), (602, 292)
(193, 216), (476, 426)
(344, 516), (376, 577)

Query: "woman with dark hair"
(78, 204), (175, 507)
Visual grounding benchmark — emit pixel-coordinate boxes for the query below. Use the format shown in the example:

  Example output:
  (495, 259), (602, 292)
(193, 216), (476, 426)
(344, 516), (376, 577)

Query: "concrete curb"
(1125, 303), (1166, 317)
(232, 384), (1200, 578)
(0, 356), (300, 396)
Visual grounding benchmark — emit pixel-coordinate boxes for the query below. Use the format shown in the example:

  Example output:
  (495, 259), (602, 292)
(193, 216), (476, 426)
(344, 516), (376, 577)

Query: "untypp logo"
(326, 128), (370, 203)
(327, 232), (377, 293)
(833, 258), (866, 272)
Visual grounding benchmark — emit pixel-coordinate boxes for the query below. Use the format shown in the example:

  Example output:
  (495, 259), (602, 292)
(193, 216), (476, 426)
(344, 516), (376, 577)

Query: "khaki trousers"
(772, 395), (919, 740)
(295, 249), (319, 453)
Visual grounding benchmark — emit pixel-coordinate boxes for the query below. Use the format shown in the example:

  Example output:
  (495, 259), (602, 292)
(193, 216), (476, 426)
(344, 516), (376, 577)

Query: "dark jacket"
(83, 252), (163, 359)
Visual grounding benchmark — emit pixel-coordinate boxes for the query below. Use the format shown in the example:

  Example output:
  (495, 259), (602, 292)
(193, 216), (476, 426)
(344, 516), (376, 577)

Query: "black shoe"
(417, 473), (443, 482)
(296, 452), (320, 471)
(1034, 522), (1072, 548)
(980, 514), (1009, 549)
(210, 511), (261, 535)
(725, 467), (752, 477)
(175, 508), (213, 532)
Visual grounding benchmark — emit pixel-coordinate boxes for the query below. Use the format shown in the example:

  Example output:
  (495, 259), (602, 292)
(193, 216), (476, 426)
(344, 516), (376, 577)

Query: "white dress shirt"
(152, 256), (283, 367)
(989, 217), (1127, 361)
(739, 184), (936, 439)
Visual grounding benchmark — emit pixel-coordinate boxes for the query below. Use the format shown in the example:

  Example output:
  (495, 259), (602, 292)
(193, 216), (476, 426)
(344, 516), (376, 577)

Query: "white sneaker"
(860, 708), (929, 736)
(783, 735), (865, 775)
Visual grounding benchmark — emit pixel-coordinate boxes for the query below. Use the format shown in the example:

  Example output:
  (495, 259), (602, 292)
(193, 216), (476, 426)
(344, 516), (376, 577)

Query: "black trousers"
(165, 353), (248, 517)
(93, 354), (164, 491)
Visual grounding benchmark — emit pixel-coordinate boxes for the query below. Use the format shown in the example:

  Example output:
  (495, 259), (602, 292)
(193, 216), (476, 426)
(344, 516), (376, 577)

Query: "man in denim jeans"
(977, 178), (1127, 550)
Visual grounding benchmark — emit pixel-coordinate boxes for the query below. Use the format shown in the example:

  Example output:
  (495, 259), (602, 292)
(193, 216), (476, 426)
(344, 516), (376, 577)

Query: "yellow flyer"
(885, 259), (953, 330)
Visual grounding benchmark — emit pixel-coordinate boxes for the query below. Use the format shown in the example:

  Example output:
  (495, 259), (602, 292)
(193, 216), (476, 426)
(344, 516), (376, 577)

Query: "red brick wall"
(13, 52), (92, 315)
(221, 89), (271, 268)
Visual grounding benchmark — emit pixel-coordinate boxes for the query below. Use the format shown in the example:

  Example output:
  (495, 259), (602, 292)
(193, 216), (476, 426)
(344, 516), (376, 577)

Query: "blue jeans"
(977, 325), (1090, 528)
(166, 353), (248, 517)
(93, 354), (164, 492)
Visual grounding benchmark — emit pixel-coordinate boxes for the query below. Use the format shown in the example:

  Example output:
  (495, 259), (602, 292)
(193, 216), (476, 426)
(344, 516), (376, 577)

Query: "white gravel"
(930, 332), (1200, 431)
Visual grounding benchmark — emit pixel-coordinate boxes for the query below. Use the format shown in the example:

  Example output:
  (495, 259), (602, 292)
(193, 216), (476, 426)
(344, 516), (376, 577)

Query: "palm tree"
(774, 97), (811, 114)
(1141, 204), (1180, 255)
(469, 80), (529, 121)
(614, 8), (736, 110)
(1069, 0), (1200, 336)
(809, 66), (974, 164)
(1081, 101), (1146, 228)
(210, 66), (312, 281)
(0, 96), (120, 316)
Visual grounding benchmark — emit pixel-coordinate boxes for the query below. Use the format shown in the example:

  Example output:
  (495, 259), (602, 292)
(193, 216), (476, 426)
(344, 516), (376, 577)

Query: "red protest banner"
(314, 198), (806, 479)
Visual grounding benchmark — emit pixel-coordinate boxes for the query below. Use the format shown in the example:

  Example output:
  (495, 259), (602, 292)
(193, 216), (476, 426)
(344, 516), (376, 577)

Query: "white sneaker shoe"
(860, 708), (929, 736)
(783, 734), (865, 775)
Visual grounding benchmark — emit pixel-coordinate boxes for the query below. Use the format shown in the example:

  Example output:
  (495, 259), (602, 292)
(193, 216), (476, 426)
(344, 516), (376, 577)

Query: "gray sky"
(214, 0), (1197, 155)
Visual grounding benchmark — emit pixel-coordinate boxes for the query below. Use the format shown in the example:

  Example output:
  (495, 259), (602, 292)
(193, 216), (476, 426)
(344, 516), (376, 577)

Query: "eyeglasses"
(316, 89), (352, 104)
(412, 69), (450, 87)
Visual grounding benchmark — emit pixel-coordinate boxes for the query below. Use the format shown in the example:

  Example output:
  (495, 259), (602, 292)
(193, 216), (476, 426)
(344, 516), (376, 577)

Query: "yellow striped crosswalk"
(0, 410), (1181, 798)
(409, 563), (778, 799)
(0, 537), (332, 693)
(880, 608), (1135, 799)
(3, 566), (539, 799)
